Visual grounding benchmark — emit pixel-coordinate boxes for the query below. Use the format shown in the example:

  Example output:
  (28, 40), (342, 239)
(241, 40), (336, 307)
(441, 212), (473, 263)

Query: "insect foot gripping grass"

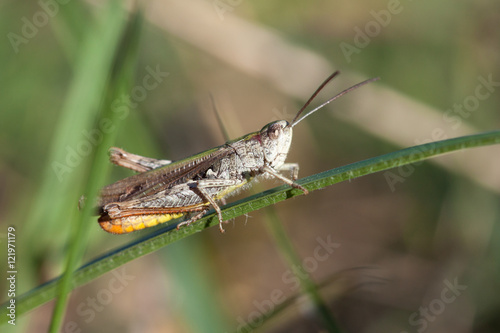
(96, 71), (379, 234)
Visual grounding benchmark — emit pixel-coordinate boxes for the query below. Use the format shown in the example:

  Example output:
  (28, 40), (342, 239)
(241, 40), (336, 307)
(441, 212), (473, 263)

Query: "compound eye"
(267, 123), (282, 140)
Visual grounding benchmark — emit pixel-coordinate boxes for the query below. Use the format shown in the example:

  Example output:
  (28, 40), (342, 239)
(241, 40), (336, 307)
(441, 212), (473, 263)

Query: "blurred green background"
(1, 0), (500, 332)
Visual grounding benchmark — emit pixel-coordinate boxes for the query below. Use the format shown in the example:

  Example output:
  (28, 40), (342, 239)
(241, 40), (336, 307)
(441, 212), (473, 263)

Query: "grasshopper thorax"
(259, 120), (293, 169)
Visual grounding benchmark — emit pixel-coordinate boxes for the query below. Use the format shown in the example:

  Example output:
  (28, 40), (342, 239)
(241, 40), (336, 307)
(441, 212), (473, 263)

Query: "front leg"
(262, 164), (308, 195)
(277, 163), (300, 181)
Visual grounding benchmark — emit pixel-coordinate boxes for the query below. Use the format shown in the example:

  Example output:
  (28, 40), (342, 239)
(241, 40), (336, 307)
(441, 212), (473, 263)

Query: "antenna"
(291, 72), (380, 128)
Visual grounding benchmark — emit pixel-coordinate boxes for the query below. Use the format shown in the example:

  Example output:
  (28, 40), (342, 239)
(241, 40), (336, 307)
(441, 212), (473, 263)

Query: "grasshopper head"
(259, 120), (293, 168)
(258, 72), (379, 170)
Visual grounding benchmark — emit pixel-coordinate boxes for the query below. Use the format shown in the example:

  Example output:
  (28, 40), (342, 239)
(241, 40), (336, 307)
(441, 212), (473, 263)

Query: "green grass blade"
(263, 207), (342, 332)
(45, 3), (137, 332)
(161, 241), (231, 332)
(2, 129), (500, 325)
(24, 3), (124, 248)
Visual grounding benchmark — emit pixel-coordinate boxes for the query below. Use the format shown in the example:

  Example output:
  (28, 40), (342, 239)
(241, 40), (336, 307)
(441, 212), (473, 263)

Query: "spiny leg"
(176, 208), (210, 230)
(191, 186), (226, 233)
(177, 179), (241, 232)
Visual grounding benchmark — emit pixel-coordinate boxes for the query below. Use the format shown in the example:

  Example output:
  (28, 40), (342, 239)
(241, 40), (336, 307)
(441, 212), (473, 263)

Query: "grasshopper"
(97, 71), (378, 234)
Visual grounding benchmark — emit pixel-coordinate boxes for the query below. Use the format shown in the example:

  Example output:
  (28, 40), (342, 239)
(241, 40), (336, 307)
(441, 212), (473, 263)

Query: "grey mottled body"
(96, 71), (378, 234)
(97, 120), (302, 233)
